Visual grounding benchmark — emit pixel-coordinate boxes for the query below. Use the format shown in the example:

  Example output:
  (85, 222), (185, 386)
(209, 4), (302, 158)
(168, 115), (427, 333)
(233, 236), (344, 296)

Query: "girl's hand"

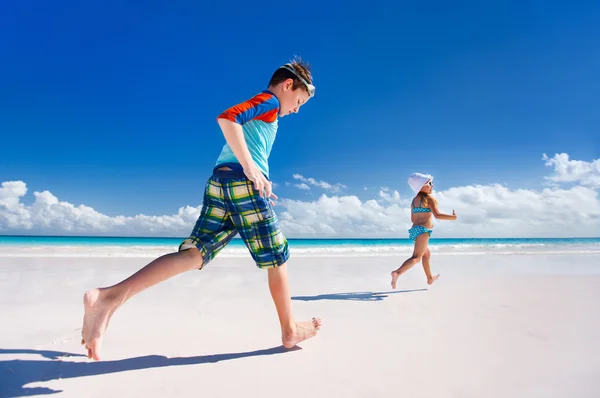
(452, 210), (457, 220)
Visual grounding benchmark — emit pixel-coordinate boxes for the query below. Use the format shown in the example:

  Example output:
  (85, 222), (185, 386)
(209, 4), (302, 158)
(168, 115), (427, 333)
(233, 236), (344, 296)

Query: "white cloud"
(1, 154), (599, 238)
(543, 153), (600, 187)
(379, 189), (401, 202)
(0, 181), (200, 237)
(292, 174), (346, 192)
(278, 191), (408, 237)
(278, 154), (600, 238)
(277, 183), (600, 238)
(295, 183), (311, 190)
(0, 181), (32, 230)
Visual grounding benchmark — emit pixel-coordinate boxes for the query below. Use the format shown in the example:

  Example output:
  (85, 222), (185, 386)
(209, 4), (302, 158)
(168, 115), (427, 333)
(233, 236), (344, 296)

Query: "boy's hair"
(268, 56), (313, 93)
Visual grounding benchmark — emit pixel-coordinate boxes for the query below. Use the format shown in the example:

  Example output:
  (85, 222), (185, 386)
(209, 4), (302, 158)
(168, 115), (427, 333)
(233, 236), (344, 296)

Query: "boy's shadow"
(0, 346), (300, 397)
(292, 289), (427, 302)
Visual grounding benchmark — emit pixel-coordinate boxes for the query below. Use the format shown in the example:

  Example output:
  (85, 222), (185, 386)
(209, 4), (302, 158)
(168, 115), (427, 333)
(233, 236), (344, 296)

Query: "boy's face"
(278, 78), (311, 117)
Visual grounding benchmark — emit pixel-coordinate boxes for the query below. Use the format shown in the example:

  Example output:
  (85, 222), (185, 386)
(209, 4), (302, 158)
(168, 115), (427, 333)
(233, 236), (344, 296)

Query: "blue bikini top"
(411, 196), (432, 213)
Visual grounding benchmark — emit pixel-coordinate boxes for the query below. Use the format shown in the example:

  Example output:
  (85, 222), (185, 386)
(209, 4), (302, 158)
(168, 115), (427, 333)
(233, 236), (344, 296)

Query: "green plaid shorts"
(179, 173), (289, 269)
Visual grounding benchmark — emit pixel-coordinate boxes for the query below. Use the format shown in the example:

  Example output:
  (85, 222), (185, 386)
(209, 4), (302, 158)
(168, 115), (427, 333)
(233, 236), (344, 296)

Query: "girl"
(391, 172), (457, 289)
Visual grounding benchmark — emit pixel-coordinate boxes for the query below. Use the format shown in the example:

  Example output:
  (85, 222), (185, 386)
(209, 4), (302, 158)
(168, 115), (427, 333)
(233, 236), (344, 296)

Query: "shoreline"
(1, 244), (600, 258)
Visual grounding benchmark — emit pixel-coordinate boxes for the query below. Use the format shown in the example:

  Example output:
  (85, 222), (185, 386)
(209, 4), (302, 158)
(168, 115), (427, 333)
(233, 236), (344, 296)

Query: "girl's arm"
(428, 196), (457, 221)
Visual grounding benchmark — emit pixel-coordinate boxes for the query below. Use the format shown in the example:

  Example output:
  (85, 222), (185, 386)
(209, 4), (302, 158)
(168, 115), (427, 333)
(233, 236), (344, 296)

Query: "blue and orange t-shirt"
(214, 90), (280, 178)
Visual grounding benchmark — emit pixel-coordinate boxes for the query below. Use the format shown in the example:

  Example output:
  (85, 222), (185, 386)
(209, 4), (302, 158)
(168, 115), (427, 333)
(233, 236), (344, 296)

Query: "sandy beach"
(1, 252), (599, 397)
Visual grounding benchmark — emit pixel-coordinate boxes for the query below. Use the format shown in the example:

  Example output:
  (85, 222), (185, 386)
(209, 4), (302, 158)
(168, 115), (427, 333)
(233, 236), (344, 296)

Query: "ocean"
(1, 235), (599, 257)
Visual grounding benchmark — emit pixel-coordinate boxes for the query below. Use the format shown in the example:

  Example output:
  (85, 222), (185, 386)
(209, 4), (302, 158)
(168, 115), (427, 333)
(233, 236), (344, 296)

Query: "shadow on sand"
(292, 289), (427, 302)
(0, 345), (300, 397)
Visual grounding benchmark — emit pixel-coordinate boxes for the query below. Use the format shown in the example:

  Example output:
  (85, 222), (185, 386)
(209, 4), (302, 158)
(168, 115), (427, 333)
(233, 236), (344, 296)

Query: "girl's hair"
(416, 191), (430, 207)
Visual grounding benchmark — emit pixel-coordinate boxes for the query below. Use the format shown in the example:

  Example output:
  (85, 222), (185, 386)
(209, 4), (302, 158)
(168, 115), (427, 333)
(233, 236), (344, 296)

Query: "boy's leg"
(225, 178), (321, 348)
(81, 248), (204, 360)
(421, 248), (439, 285)
(267, 263), (322, 348)
(82, 175), (236, 360)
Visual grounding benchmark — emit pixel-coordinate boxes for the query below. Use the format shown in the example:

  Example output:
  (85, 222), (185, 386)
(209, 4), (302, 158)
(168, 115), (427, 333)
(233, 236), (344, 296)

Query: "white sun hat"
(408, 172), (433, 194)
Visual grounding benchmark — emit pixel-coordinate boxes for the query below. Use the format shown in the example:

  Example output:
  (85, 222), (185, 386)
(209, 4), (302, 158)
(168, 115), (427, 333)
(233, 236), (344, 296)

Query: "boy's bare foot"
(391, 271), (400, 289)
(81, 288), (117, 360)
(282, 318), (322, 348)
(427, 274), (440, 285)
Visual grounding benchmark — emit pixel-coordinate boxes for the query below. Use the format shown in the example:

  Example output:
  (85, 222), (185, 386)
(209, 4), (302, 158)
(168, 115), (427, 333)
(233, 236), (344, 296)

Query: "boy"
(81, 57), (321, 361)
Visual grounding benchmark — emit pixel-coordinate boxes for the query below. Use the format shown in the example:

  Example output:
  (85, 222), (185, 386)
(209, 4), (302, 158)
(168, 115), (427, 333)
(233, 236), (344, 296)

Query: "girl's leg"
(391, 233), (429, 289)
(421, 247), (439, 285)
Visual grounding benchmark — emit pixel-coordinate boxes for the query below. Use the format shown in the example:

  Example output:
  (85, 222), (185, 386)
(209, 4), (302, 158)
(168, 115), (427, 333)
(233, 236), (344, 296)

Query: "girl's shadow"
(292, 289), (427, 302)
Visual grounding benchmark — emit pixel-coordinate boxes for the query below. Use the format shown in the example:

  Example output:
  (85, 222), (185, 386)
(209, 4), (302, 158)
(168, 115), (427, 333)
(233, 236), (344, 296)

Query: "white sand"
(1, 253), (600, 397)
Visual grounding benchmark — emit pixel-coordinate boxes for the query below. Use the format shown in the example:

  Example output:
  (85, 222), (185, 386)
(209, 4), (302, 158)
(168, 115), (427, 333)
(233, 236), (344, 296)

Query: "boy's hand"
(244, 164), (277, 201)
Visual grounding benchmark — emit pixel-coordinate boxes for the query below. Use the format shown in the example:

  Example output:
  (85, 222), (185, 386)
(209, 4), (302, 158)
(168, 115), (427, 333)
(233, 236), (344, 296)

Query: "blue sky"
(1, 1), (599, 237)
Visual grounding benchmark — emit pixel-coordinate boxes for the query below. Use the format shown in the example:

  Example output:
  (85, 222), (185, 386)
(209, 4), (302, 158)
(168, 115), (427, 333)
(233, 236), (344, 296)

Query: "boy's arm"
(215, 92), (279, 199)
(216, 118), (274, 199)
(428, 196), (457, 220)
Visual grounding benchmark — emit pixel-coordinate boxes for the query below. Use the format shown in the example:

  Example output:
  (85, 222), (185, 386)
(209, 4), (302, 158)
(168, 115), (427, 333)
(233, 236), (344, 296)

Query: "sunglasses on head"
(280, 63), (315, 97)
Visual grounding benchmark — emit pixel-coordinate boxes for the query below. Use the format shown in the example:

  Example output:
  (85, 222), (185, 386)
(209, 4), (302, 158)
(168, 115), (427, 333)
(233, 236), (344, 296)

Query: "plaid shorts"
(179, 173), (289, 269)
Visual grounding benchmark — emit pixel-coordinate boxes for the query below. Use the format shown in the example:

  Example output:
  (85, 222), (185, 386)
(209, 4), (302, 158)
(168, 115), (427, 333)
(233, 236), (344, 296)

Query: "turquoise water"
(1, 235), (599, 248)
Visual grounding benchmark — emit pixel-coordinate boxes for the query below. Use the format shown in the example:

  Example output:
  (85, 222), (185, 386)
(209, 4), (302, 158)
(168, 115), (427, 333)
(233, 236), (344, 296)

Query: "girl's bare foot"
(81, 288), (118, 360)
(428, 274), (440, 285)
(282, 318), (322, 348)
(391, 271), (400, 289)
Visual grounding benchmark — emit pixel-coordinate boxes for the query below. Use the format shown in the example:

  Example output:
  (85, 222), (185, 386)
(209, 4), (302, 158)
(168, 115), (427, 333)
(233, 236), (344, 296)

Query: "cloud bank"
(1, 153), (598, 238)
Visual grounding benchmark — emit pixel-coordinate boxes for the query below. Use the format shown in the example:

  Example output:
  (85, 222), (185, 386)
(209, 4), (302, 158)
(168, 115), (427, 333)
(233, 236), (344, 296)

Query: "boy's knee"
(180, 247), (205, 269)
